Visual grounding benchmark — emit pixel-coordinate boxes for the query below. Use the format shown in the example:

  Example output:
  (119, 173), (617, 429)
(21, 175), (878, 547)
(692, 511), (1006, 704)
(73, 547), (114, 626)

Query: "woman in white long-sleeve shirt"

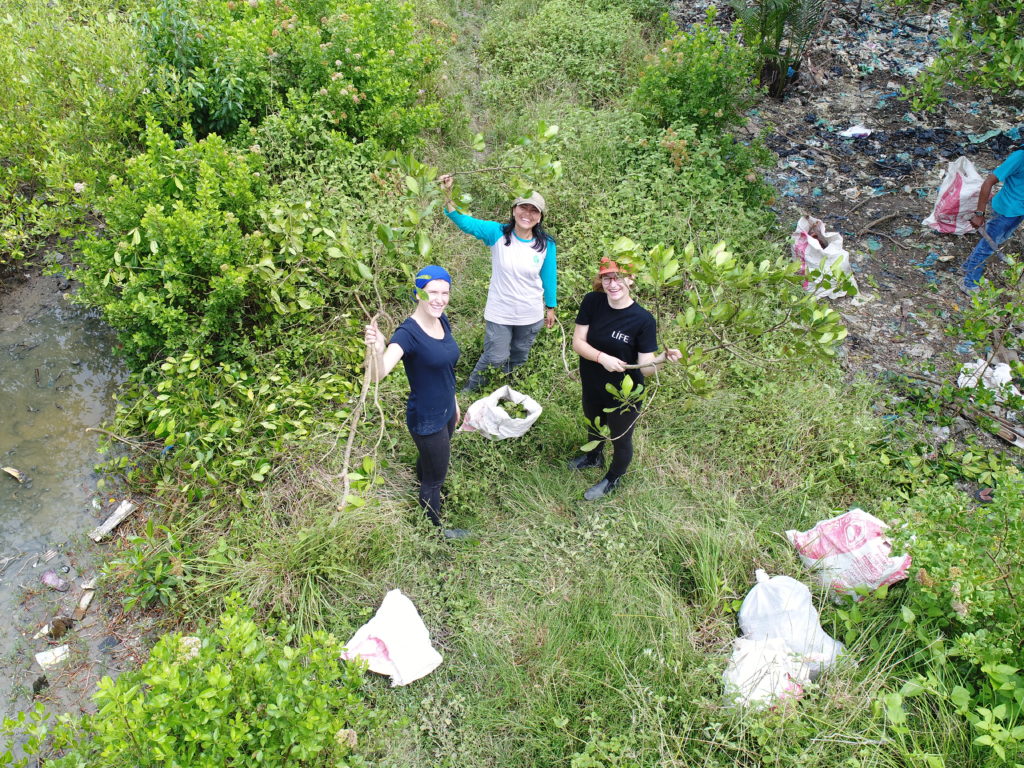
(439, 174), (557, 392)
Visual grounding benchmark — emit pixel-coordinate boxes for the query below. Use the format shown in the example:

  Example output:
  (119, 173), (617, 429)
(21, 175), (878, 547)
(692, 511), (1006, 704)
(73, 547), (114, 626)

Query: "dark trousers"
(582, 394), (639, 483)
(409, 411), (457, 526)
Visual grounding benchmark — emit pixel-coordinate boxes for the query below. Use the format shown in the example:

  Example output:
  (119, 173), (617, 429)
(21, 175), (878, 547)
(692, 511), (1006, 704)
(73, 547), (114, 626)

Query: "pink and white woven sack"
(923, 157), (983, 234)
(786, 509), (911, 602)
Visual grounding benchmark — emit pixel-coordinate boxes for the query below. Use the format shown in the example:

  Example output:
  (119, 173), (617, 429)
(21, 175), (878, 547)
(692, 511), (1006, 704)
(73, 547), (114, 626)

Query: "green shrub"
(138, 0), (442, 144)
(1, 597), (377, 767)
(731, 0), (828, 97)
(631, 11), (759, 132)
(913, 0), (1024, 109)
(0, 0), (146, 265)
(74, 123), (270, 365)
(886, 472), (1024, 764)
(481, 0), (646, 106)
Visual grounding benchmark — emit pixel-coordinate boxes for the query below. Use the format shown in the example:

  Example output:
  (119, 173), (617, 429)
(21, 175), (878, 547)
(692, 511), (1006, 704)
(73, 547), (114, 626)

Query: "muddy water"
(0, 272), (126, 720)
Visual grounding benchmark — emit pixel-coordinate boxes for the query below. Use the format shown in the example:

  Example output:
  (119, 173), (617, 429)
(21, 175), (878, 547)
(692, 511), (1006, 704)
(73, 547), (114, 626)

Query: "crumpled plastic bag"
(459, 385), (542, 439)
(957, 359), (1022, 403)
(737, 569), (844, 680)
(342, 589), (442, 686)
(792, 216), (856, 299)
(923, 157), (983, 235)
(722, 636), (811, 708)
(786, 509), (911, 602)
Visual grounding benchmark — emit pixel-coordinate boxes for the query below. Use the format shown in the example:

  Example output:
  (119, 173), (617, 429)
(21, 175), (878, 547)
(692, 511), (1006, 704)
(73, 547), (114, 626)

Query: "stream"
(0, 271), (127, 721)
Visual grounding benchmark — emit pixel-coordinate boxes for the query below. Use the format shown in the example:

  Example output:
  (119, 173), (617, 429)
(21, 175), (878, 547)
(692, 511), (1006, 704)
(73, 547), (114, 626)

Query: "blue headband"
(414, 265), (452, 290)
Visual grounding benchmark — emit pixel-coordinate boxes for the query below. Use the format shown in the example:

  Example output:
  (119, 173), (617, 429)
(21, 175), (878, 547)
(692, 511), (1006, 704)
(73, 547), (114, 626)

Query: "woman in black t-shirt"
(569, 257), (681, 500)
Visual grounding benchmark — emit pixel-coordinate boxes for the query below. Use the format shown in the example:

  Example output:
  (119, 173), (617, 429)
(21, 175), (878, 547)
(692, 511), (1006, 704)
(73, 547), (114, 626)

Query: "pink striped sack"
(923, 157), (983, 234)
(785, 509), (911, 602)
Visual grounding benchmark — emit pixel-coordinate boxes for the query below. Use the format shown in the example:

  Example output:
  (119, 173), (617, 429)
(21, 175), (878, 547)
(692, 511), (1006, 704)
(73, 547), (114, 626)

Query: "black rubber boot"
(583, 477), (619, 501)
(567, 453), (604, 471)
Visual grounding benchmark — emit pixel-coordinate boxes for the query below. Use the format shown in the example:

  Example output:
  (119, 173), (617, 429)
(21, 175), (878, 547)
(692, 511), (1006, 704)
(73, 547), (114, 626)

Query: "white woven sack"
(791, 216), (856, 299)
(923, 157), (983, 235)
(459, 385), (542, 440)
(737, 569), (844, 679)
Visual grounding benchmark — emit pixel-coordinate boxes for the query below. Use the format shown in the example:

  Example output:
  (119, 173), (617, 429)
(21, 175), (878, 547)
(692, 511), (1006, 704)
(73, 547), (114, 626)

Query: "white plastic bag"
(957, 359), (1022, 403)
(786, 509), (911, 601)
(459, 385), (542, 440)
(722, 637), (811, 708)
(342, 589), (442, 686)
(791, 216), (856, 299)
(737, 569), (844, 679)
(923, 157), (983, 234)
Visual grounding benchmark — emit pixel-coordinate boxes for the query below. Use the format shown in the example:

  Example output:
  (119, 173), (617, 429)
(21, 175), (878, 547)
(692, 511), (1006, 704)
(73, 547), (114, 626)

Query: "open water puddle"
(0, 273), (126, 719)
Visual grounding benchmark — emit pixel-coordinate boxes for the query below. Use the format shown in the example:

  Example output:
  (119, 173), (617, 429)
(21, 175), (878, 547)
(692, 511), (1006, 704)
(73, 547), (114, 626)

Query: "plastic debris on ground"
(35, 645), (70, 671)
(723, 569), (845, 708)
(839, 124), (872, 138)
(786, 509), (912, 602)
(342, 589), (442, 687)
(459, 385), (542, 439)
(792, 216), (857, 298)
(922, 157), (983, 235)
(957, 360), (1022, 403)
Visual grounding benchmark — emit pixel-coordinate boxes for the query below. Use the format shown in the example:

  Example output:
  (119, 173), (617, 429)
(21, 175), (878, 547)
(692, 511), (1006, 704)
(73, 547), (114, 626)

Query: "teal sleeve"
(444, 209), (503, 246)
(541, 239), (557, 308)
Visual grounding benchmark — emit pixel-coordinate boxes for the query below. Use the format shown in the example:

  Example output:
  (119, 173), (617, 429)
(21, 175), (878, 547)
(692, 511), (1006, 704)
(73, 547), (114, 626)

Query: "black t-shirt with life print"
(575, 291), (658, 406)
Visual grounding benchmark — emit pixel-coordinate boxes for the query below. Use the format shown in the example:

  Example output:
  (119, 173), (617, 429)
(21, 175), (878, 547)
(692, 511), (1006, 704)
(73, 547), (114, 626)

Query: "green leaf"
(580, 440), (600, 452)
(404, 176), (420, 195)
(901, 605), (915, 623)
(417, 231), (431, 259)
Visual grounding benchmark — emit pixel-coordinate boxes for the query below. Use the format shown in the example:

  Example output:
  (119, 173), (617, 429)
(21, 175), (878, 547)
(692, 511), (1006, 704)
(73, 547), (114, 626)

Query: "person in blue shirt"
(364, 265), (468, 538)
(962, 149), (1024, 294)
(438, 173), (557, 392)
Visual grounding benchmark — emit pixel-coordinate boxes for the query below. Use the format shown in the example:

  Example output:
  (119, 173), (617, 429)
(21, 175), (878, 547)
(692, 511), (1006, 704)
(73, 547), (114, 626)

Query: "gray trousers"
(463, 319), (544, 392)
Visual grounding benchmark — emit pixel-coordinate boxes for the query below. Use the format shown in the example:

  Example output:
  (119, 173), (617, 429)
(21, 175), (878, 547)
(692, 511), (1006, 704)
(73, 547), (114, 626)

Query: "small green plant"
(106, 518), (183, 611)
(731, 0), (829, 97)
(1, 596), (376, 767)
(631, 10), (760, 133)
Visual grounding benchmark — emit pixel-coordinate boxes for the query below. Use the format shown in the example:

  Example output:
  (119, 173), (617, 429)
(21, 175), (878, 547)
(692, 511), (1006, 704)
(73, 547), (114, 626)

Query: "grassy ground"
(13, 0), (1010, 765)
(149, 1), (975, 763)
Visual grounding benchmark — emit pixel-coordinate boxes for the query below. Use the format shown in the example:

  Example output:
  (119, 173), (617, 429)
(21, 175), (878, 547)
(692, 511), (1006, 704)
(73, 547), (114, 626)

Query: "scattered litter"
(786, 509), (912, 601)
(2, 466), (25, 483)
(34, 549), (57, 567)
(923, 157), (983, 235)
(33, 617), (74, 641)
(932, 425), (951, 442)
(32, 676), (49, 696)
(72, 587), (96, 621)
(342, 589), (442, 687)
(41, 570), (70, 592)
(792, 216), (857, 298)
(968, 129), (1001, 144)
(955, 341), (975, 355)
(35, 645), (70, 670)
(893, 226), (916, 238)
(839, 124), (872, 138)
(957, 360), (1022, 402)
(459, 385), (542, 440)
(89, 500), (138, 542)
(866, 237), (883, 252)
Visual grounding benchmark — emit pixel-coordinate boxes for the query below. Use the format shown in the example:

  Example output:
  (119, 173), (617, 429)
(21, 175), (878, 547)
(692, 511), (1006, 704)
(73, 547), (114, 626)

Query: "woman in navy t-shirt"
(364, 265), (466, 537)
(568, 257), (681, 501)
